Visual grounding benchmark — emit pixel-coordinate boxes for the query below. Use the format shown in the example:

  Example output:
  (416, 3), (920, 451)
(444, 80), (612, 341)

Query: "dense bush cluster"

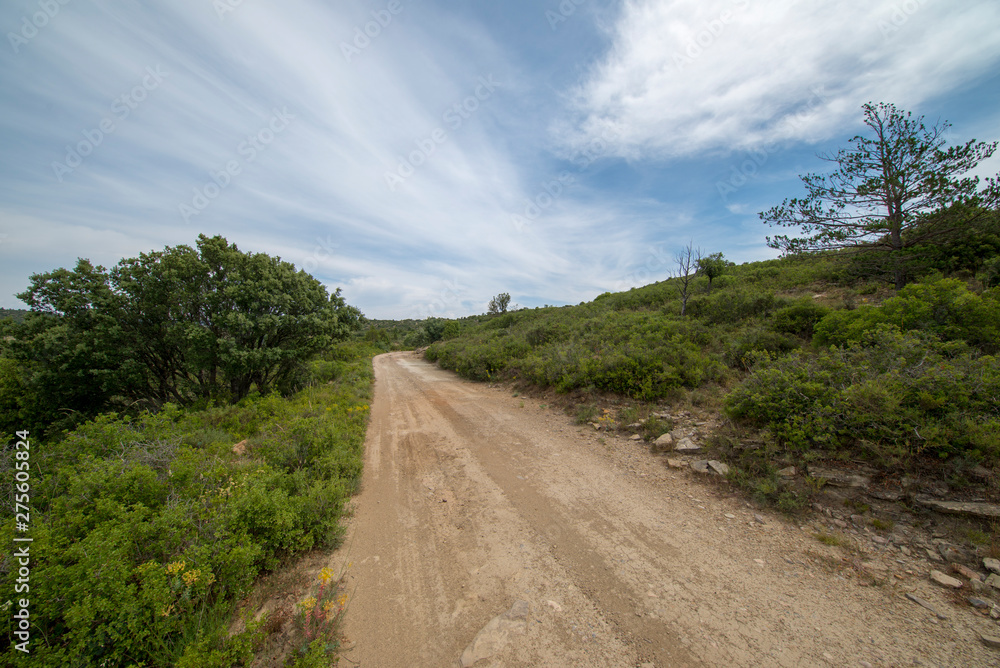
(427, 308), (726, 401)
(426, 238), (1000, 477)
(0, 343), (377, 667)
(814, 277), (1000, 353)
(726, 327), (1000, 464)
(426, 254), (842, 401)
(0, 239), (374, 666)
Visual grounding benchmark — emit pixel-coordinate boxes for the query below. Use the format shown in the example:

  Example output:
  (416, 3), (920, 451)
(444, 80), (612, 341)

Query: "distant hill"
(0, 308), (28, 323)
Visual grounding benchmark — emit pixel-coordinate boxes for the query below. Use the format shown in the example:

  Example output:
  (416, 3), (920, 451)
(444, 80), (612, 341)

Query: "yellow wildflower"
(299, 596), (317, 611)
(323, 601), (337, 614)
(182, 569), (201, 586)
(318, 567), (335, 585)
(166, 561), (186, 576)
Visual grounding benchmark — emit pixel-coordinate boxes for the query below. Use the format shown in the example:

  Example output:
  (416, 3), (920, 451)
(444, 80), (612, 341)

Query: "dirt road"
(335, 352), (997, 667)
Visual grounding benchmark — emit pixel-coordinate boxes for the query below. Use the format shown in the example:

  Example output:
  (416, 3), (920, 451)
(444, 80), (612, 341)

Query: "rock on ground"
(459, 601), (530, 667)
(929, 570), (963, 589)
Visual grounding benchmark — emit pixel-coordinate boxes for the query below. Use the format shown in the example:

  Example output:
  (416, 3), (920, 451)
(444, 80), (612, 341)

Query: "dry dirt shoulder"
(310, 351), (1000, 667)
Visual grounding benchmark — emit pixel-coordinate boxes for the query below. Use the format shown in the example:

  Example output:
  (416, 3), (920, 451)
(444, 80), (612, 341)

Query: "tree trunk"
(893, 266), (906, 290)
(888, 209), (905, 289)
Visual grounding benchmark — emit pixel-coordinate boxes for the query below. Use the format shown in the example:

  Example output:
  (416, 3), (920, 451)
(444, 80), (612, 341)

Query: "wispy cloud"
(558, 0), (1000, 159)
(1, 0), (998, 317)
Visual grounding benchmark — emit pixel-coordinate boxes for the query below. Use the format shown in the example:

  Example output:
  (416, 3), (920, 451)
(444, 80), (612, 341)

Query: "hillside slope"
(424, 253), (1000, 511)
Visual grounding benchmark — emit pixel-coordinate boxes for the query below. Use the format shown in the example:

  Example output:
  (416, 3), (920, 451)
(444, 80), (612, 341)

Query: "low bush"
(814, 277), (1000, 353)
(722, 327), (799, 371)
(0, 343), (378, 667)
(769, 299), (831, 338)
(686, 288), (784, 324)
(725, 326), (1000, 466)
(430, 310), (725, 400)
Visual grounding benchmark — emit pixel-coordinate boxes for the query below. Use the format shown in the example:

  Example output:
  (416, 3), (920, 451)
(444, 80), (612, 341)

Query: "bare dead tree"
(675, 242), (701, 316)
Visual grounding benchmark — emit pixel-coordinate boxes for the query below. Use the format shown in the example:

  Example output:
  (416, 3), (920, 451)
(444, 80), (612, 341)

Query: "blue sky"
(1, 0), (999, 319)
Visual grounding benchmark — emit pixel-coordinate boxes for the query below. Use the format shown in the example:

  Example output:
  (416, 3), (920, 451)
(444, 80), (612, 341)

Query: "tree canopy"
(5, 235), (361, 436)
(696, 252), (732, 292)
(488, 292), (512, 315)
(761, 102), (999, 288)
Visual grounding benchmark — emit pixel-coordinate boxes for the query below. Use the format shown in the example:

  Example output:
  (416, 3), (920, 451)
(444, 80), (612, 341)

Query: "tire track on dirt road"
(334, 352), (996, 667)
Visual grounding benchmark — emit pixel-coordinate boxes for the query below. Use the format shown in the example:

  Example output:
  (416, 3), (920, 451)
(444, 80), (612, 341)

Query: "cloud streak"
(559, 0), (1000, 159)
(1, 0), (998, 318)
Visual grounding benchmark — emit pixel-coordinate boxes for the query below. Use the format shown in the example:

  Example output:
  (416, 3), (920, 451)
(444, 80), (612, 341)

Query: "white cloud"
(5, 0), (997, 317)
(0, 0), (668, 316)
(558, 0), (1000, 159)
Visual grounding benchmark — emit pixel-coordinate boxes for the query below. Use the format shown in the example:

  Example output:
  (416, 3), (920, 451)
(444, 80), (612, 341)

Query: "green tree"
(982, 256), (1000, 289)
(761, 102), (999, 288)
(488, 292), (511, 315)
(423, 318), (446, 343)
(9, 235), (361, 431)
(696, 252), (731, 292)
(6, 259), (137, 436)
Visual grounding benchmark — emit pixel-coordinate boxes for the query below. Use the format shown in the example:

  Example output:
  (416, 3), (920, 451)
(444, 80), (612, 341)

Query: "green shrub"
(309, 359), (344, 385)
(0, 342), (376, 667)
(770, 299), (831, 338)
(441, 321), (462, 339)
(722, 327), (799, 371)
(814, 277), (1000, 353)
(363, 327), (391, 345)
(641, 416), (673, 441)
(981, 255), (1000, 288)
(726, 326), (1000, 465)
(687, 288), (784, 324)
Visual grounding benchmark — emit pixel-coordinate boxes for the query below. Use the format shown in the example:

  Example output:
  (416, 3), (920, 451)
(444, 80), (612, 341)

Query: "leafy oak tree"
(488, 292), (512, 315)
(5, 235), (361, 436)
(697, 252), (732, 292)
(761, 102), (999, 288)
(5, 259), (136, 436)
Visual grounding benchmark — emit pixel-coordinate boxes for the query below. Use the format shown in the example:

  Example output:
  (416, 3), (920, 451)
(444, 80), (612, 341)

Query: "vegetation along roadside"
(424, 103), (1000, 518)
(0, 236), (383, 667)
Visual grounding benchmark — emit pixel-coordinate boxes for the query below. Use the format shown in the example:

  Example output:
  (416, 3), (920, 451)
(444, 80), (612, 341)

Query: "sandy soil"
(325, 352), (1000, 667)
